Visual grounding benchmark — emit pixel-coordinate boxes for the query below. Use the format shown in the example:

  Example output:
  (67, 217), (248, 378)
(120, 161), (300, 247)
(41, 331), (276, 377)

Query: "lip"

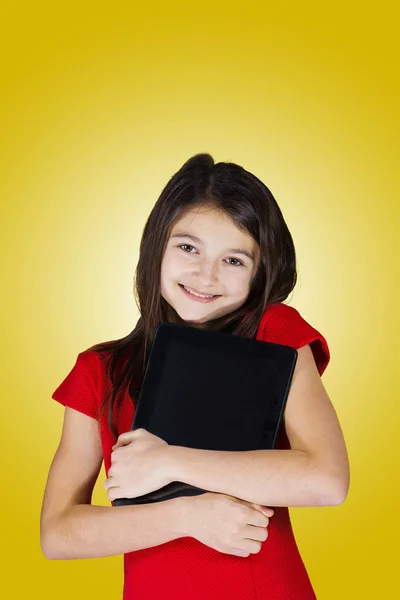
(179, 283), (221, 303)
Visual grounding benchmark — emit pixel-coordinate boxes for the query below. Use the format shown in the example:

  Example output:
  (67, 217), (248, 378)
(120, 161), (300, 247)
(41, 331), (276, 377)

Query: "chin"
(175, 308), (210, 323)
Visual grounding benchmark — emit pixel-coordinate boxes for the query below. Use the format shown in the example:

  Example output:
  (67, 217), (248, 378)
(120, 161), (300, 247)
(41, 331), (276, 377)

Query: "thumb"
(112, 431), (136, 450)
(251, 503), (274, 517)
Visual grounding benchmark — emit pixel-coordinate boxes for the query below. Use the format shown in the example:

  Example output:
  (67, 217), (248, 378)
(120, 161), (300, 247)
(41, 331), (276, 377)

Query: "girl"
(41, 153), (349, 600)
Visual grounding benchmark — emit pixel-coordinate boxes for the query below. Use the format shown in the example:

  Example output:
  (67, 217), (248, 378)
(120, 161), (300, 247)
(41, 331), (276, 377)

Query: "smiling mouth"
(178, 283), (221, 299)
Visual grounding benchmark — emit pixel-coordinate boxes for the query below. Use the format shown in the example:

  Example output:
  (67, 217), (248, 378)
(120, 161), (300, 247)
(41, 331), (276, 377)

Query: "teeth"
(183, 285), (215, 298)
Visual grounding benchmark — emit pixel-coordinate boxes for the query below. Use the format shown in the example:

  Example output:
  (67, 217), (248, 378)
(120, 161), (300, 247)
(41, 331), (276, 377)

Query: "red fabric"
(52, 302), (330, 600)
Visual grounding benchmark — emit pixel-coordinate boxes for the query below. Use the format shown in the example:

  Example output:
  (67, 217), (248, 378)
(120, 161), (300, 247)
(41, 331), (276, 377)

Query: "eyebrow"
(170, 232), (255, 261)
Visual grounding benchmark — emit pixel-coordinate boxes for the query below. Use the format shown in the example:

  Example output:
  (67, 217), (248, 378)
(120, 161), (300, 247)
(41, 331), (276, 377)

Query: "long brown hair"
(91, 153), (297, 437)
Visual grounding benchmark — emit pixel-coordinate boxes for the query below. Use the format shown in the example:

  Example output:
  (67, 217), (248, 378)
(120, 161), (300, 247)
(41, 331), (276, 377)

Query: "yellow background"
(1, 1), (398, 598)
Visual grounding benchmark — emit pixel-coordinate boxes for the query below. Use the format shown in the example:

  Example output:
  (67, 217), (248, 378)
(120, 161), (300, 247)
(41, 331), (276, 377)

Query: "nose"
(192, 256), (219, 287)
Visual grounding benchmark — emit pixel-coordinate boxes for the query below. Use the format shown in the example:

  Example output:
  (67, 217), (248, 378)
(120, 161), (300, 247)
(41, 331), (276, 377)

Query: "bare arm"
(164, 345), (350, 507)
(40, 406), (189, 560)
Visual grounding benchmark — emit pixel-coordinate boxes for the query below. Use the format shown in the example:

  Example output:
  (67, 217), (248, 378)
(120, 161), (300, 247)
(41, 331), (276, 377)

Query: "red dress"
(52, 302), (330, 600)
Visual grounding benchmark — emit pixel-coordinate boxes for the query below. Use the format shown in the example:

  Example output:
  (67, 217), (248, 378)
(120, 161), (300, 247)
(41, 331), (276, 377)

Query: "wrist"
(168, 495), (193, 537)
(164, 444), (184, 482)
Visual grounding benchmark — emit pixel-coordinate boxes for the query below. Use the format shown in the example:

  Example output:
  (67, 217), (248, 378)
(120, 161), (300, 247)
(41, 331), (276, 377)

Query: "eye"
(225, 257), (244, 267)
(178, 244), (244, 266)
(178, 244), (197, 253)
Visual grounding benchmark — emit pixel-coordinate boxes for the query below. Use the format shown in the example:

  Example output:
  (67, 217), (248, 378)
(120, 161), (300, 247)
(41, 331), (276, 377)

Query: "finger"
(112, 440), (126, 451)
(246, 509), (270, 528)
(112, 438), (134, 452)
(104, 476), (117, 491)
(248, 502), (274, 517)
(244, 524), (269, 542)
(242, 539), (262, 554)
(113, 432), (136, 449)
(110, 446), (125, 462)
(238, 500), (273, 520)
(233, 497), (272, 515)
(106, 485), (121, 501)
(230, 548), (250, 557)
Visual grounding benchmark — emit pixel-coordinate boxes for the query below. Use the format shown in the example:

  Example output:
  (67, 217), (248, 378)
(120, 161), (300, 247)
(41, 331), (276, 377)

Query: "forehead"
(170, 205), (250, 241)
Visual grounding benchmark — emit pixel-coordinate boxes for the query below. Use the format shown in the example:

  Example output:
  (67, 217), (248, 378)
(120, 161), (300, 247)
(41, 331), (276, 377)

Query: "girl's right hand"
(183, 491), (274, 557)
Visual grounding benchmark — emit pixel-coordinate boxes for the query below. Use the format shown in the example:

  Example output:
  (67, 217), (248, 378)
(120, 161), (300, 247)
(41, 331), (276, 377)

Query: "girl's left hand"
(104, 428), (171, 501)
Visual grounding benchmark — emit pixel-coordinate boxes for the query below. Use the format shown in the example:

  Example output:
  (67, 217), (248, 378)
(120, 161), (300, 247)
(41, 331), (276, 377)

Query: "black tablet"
(113, 322), (297, 506)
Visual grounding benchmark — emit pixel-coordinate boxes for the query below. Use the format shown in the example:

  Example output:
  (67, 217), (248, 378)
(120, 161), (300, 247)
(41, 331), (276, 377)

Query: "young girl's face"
(160, 203), (260, 328)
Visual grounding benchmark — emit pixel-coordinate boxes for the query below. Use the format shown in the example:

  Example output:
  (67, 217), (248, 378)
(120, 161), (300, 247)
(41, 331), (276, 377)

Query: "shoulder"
(51, 344), (114, 420)
(258, 302), (308, 337)
(70, 346), (111, 381)
(80, 344), (112, 368)
(257, 302), (331, 376)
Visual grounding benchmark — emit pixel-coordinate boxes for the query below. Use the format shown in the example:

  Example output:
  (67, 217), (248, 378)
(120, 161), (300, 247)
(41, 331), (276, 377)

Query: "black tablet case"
(113, 322), (297, 506)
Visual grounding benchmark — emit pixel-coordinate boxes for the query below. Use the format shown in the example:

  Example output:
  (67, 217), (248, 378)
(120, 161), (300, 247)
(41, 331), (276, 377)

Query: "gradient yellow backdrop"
(1, 1), (398, 598)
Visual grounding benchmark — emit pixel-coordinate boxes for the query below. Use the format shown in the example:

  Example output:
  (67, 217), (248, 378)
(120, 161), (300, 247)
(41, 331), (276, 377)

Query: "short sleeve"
(51, 351), (100, 420)
(259, 303), (331, 376)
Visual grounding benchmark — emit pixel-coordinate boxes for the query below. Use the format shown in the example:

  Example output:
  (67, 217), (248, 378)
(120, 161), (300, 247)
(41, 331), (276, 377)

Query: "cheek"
(160, 261), (170, 294)
(161, 252), (181, 283)
(225, 270), (252, 296)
